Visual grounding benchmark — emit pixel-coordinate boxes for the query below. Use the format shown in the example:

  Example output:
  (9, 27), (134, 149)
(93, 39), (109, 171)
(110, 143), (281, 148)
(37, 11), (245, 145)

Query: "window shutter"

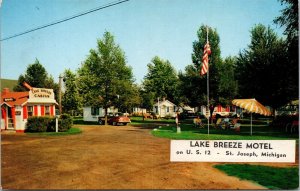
(50, 105), (54, 116)
(23, 106), (28, 119)
(41, 105), (45, 116)
(34, 106), (38, 116)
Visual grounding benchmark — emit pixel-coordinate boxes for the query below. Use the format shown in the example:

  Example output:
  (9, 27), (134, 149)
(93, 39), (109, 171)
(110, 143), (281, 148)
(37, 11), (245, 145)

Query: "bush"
(26, 114), (73, 133)
(58, 114), (73, 132)
(26, 116), (55, 132)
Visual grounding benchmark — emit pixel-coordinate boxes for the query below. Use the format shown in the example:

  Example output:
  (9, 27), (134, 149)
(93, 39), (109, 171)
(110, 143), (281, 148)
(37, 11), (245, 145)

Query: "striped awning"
(232, 98), (271, 116)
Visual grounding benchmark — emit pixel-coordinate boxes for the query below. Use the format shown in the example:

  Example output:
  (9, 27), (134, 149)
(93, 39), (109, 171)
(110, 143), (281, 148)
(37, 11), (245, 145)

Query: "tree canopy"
(142, 56), (179, 103)
(236, 24), (289, 109)
(77, 31), (136, 115)
(13, 59), (59, 100)
(274, 0), (298, 42)
(62, 69), (82, 115)
(14, 59), (48, 91)
(274, 0), (298, 104)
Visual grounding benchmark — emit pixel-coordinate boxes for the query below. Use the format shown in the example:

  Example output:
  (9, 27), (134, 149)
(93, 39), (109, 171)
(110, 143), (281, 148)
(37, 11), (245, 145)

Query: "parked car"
(98, 112), (131, 126)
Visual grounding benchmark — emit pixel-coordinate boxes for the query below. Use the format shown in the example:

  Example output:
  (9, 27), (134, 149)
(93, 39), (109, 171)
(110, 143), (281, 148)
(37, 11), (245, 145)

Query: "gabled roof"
(153, 99), (176, 107)
(1, 91), (29, 107)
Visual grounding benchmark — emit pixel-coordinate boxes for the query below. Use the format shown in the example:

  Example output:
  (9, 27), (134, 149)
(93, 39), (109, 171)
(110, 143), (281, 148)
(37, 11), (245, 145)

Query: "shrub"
(26, 114), (73, 133)
(26, 116), (55, 132)
(58, 114), (73, 132)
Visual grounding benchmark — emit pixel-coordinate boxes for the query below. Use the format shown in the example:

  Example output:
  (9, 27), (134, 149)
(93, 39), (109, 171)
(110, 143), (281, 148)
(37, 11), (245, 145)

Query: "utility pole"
(59, 74), (63, 115)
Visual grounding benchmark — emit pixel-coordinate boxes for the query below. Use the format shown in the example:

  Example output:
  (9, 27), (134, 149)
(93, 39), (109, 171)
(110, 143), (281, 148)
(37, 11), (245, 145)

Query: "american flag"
(200, 42), (211, 76)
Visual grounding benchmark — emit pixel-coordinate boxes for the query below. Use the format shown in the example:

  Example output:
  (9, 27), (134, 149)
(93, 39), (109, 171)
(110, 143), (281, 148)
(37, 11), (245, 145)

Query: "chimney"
(2, 88), (9, 95)
(22, 82), (33, 90)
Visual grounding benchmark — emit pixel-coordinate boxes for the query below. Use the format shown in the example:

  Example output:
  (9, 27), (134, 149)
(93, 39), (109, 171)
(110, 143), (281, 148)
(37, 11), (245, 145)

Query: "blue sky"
(1, 0), (285, 84)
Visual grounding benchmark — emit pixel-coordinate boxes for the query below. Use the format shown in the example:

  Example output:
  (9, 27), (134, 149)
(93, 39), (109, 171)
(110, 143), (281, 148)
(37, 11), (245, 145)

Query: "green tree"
(45, 75), (60, 102)
(218, 56), (238, 105)
(236, 24), (288, 109)
(274, 0), (298, 103)
(139, 88), (155, 112)
(274, 0), (298, 43)
(14, 59), (48, 91)
(77, 31), (134, 124)
(62, 69), (82, 115)
(178, 65), (204, 107)
(13, 59), (59, 101)
(142, 56), (179, 103)
(116, 82), (141, 113)
(14, 75), (27, 92)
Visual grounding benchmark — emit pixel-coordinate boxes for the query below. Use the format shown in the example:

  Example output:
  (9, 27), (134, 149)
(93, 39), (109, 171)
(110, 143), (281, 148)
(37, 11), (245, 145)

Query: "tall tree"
(116, 81), (141, 113)
(45, 75), (60, 102)
(139, 88), (155, 111)
(236, 24), (288, 109)
(274, 0), (298, 103)
(62, 69), (82, 115)
(178, 65), (205, 107)
(143, 56), (179, 103)
(77, 31), (134, 124)
(274, 0), (298, 43)
(13, 59), (59, 101)
(14, 59), (48, 91)
(218, 56), (238, 105)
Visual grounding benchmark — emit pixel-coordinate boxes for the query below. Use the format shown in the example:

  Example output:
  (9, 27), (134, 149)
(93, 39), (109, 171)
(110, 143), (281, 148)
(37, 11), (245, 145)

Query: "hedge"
(26, 114), (73, 133)
(26, 116), (54, 132)
(58, 114), (73, 132)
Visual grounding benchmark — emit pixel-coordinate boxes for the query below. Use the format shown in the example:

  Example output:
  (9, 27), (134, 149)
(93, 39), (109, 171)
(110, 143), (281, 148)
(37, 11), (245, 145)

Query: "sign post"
(176, 113), (181, 133)
(55, 116), (58, 133)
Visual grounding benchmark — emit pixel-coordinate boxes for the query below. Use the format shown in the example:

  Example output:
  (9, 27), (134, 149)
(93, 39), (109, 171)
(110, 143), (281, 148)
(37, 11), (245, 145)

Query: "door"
(7, 107), (14, 130)
(1, 106), (7, 130)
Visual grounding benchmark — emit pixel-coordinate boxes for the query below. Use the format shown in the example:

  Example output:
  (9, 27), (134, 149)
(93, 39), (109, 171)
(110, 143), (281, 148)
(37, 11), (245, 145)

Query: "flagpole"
(206, 26), (210, 136)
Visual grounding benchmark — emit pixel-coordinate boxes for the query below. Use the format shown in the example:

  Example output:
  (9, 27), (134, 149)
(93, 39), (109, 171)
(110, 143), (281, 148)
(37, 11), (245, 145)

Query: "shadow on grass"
(73, 119), (98, 125)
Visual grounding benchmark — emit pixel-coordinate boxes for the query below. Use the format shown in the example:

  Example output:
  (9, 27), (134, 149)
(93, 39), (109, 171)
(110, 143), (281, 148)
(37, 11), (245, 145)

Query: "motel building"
(1, 85), (57, 133)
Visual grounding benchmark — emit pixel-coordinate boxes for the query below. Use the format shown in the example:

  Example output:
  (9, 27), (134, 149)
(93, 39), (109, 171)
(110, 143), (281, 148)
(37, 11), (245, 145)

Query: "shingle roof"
(1, 91), (29, 107)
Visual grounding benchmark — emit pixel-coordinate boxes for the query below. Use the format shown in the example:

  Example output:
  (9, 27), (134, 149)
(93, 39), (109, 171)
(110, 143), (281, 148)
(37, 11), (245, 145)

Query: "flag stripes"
(200, 42), (211, 76)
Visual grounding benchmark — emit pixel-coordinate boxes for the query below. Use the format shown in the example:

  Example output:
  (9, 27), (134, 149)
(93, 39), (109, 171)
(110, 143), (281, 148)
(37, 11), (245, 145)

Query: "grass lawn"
(26, 127), (82, 136)
(151, 123), (298, 140)
(214, 164), (299, 189)
(71, 116), (298, 140)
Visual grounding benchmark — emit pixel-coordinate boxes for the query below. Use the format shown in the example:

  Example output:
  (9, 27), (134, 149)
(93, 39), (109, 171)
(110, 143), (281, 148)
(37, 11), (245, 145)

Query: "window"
(45, 106), (50, 115)
(91, 107), (99, 115)
(167, 107), (169, 112)
(28, 106), (33, 117)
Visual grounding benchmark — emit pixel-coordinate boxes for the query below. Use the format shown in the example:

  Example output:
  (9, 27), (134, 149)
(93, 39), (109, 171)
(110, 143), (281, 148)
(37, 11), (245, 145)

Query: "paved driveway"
(2, 125), (267, 189)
